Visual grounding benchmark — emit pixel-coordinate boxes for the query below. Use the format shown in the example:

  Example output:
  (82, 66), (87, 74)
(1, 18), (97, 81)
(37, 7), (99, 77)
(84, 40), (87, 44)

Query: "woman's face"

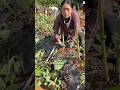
(61, 3), (72, 19)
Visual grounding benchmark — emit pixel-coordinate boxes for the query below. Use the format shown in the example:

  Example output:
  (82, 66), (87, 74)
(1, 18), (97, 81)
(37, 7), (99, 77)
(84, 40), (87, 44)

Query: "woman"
(52, 0), (82, 48)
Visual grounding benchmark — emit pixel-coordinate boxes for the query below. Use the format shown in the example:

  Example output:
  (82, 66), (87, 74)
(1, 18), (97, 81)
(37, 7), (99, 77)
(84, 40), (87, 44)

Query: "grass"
(35, 13), (54, 35)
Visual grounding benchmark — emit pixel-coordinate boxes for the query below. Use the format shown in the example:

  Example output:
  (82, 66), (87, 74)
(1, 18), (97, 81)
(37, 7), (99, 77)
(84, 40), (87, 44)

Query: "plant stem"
(117, 17), (120, 81)
(77, 34), (80, 60)
(62, 32), (64, 45)
(99, 0), (109, 81)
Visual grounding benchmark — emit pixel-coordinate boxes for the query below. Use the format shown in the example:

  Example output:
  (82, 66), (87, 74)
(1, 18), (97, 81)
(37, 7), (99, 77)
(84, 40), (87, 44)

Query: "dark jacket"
(53, 10), (80, 41)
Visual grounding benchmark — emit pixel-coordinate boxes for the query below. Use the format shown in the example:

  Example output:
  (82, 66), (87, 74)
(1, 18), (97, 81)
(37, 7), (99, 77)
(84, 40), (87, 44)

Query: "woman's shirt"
(53, 10), (80, 41)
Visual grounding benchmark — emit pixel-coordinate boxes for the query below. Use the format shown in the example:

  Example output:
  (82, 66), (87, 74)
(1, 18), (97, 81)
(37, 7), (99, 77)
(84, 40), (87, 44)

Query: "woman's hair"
(60, 0), (73, 8)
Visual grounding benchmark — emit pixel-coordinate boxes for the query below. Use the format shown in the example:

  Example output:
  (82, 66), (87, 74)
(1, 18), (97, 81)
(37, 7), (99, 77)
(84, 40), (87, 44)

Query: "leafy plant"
(35, 32), (60, 89)
(0, 55), (24, 90)
(35, 49), (63, 90)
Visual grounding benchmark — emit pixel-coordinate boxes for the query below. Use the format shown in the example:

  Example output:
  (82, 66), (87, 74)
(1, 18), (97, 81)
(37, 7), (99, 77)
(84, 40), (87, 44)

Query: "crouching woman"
(53, 0), (83, 48)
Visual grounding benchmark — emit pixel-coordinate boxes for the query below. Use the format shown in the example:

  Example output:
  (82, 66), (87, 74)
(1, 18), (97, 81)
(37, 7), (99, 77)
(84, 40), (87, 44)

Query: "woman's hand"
(52, 34), (61, 44)
(52, 34), (66, 47)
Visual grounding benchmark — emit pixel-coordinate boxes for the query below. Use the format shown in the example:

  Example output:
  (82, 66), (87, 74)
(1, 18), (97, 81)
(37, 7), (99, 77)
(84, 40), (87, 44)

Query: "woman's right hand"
(52, 34), (61, 44)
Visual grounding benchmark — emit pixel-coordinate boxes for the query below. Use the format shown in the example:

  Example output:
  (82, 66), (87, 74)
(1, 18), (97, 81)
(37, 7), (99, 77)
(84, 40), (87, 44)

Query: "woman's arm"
(70, 11), (81, 42)
(53, 14), (61, 42)
(53, 14), (61, 35)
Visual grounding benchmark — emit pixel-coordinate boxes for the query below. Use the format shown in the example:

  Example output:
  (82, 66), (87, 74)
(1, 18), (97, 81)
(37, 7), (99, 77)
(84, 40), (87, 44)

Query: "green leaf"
(50, 73), (57, 80)
(45, 75), (50, 82)
(35, 68), (42, 76)
(0, 30), (10, 39)
(0, 56), (16, 75)
(0, 64), (10, 75)
(54, 60), (66, 70)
